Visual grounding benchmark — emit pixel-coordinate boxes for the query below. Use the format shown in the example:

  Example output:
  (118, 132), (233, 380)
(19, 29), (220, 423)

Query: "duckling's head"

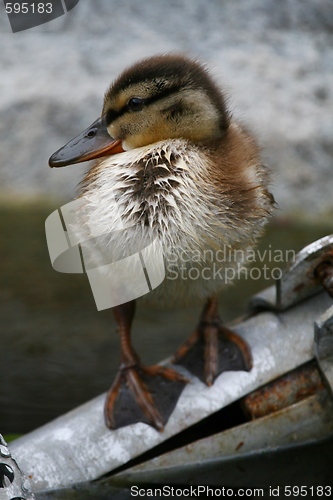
(49, 55), (229, 167)
(103, 54), (228, 150)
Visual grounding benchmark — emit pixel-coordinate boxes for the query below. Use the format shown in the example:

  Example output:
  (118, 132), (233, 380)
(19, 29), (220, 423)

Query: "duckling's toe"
(173, 323), (252, 386)
(104, 364), (188, 431)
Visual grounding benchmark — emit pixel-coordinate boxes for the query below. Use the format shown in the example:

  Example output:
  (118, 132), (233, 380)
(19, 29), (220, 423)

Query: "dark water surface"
(0, 201), (332, 434)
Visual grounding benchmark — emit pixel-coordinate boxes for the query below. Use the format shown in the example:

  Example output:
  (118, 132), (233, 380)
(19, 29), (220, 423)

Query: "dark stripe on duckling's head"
(103, 54), (229, 132)
(105, 83), (184, 125)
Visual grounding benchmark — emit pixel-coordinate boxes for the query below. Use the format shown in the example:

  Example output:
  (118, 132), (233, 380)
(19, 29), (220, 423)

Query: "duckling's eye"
(127, 97), (144, 111)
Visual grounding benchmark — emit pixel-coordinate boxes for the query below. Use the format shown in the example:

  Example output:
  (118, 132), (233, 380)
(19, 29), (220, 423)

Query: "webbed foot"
(105, 363), (188, 431)
(173, 296), (252, 385)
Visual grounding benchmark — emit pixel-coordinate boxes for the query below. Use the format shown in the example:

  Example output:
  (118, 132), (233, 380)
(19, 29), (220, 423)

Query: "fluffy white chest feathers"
(79, 140), (231, 247)
(72, 138), (266, 304)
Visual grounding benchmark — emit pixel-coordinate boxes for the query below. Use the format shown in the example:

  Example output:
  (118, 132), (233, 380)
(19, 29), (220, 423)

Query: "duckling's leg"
(173, 295), (252, 385)
(105, 300), (188, 431)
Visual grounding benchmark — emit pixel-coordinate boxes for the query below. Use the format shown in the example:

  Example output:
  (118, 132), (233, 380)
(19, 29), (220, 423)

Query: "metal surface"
(315, 305), (333, 394)
(277, 234), (333, 310)
(33, 392), (333, 497)
(113, 390), (333, 486)
(10, 290), (332, 492)
(249, 284), (277, 311)
(0, 434), (35, 500)
(250, 234), (333, 311)
(315, 261), (333, 298)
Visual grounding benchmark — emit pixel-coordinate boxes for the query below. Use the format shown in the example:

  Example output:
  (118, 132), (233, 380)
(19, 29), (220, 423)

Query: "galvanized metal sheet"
(315, 305), (333, 393)
(276, 234), (333, 310)
(115, 392), (333, 482)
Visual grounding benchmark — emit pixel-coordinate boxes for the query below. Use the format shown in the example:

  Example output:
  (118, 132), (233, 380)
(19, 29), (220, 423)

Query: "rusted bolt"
(315, 261), (333, 298)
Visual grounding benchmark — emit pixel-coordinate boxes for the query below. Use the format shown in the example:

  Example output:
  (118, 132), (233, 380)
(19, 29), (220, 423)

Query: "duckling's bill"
(49, 115), (123, 168)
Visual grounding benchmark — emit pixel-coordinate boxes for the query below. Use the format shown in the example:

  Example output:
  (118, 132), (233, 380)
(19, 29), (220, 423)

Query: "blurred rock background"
(0, 0), (333, 217)
(0, 0), (332, 434)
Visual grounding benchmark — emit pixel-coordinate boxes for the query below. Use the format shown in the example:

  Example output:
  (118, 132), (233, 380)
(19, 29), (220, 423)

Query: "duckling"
(49, 54), (274, 432)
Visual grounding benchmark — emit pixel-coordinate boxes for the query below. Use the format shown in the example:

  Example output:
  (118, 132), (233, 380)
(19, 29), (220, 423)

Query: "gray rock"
(1, 0), (332, 217)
